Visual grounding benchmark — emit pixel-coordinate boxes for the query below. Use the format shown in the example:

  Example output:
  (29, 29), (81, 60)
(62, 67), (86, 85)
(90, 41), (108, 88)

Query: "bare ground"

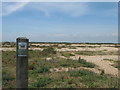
(69, 55), (118, 76)
(1, 44), (119, 76)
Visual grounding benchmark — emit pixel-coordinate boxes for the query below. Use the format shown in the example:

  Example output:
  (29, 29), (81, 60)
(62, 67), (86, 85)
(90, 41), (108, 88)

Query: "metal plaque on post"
(18, 42), (27, 56)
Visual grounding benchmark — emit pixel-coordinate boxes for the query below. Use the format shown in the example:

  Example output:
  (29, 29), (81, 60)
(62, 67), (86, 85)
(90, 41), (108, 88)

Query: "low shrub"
(32, 77), (52, 87)
(41, 47), (56, 57)
(37, 66), (49, 73)
(70, 70), (94, 77)
(61, 52), (75, 57)
(115, 66), (120, 70)
(2, 71), (15, 81)
(66, 85), (73, 88)
(29, 66), (49, 74)
(78, 57), (95, 68)
(2, 71), (15, 85)
(75, 51), (106, 56)
(28, 64), (35, 70)
(60, 63), (70, 67)
(89, 81), (95, 88)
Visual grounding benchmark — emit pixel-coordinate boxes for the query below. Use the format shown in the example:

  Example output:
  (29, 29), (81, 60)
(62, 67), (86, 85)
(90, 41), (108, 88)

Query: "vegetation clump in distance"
(41, 47), (56, 57)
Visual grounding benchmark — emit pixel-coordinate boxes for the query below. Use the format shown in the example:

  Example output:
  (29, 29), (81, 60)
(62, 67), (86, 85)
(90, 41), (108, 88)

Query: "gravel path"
(70, 55), (118, 76)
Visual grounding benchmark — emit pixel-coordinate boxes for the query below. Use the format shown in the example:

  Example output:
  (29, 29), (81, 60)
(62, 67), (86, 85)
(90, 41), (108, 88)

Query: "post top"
(17, 37), (28, 41)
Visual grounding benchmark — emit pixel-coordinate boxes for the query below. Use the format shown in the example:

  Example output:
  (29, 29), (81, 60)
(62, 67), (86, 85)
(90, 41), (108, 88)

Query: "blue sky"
(2, 2), (118, 43)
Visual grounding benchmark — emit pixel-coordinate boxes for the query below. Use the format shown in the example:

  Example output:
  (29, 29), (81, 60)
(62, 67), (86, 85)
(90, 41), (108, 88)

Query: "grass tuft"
(78, 57), (95, 68)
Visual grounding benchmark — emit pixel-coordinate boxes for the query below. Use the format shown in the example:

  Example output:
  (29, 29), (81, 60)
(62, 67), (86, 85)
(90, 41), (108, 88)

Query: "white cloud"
(2, 2), (89, 17)
(29, 3), (89, 17)
(2, 2), (117, 18)
(2, 1), (30, 16)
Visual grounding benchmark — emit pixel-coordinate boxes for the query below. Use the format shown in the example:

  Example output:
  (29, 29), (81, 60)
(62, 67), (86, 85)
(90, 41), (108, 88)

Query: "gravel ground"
(69, 55), (118, 76)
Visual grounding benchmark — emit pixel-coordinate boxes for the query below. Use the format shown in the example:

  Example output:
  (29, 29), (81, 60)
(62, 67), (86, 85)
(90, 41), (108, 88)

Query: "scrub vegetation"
(2, 43), (119, 88)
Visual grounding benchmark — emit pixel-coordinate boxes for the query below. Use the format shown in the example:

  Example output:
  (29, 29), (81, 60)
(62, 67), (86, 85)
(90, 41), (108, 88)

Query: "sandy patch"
(50, 67), (101, 75)
(69, 55), (118, 76)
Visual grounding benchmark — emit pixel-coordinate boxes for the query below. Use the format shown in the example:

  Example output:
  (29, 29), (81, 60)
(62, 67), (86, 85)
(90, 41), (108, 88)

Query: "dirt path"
(69, 55), (118, 76)
(50, 67), (101, 75)
(1, 46), (118, 52)
(57, 47), (118, 52)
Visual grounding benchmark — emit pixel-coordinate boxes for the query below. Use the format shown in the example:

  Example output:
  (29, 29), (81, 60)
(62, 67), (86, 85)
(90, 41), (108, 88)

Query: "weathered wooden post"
(16, 37), (29, 89)
(118, 1), (120, 89)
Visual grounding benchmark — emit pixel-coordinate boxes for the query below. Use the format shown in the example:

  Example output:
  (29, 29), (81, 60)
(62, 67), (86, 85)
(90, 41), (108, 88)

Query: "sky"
(2, 2), (118, 43)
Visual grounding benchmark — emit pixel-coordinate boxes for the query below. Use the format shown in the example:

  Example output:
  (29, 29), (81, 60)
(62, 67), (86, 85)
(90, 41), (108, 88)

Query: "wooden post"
(16, 37), (29, 89)
(118, 1), (120, 89)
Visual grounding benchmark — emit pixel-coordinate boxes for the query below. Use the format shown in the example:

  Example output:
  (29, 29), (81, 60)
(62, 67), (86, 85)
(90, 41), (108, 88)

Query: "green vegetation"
(61, 52), (75, 57)
(115, 66), (120, 70)
(29, 69), (118, 88)
(2, 51), (15, 65)
(30, 45), (48, 48)
(103, 59), (114, 62)
(58, 58), (84, 68)
(75, 51), (118, 56)
(41, 47), (56, 57)
(37, 66), (49, 73)
(69, 70), (117, 88)
(2, 45), (119, 88)
(32, 77), (52, 87)
(77, 46), (101, 48)
(78, 57), (95, 68)
(2, 70), (15, 88)
(2, 42), (15, 47)
(111, 61), (120, 70)
(75, 51), (105, 56)
(70, 70), (94, 77)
